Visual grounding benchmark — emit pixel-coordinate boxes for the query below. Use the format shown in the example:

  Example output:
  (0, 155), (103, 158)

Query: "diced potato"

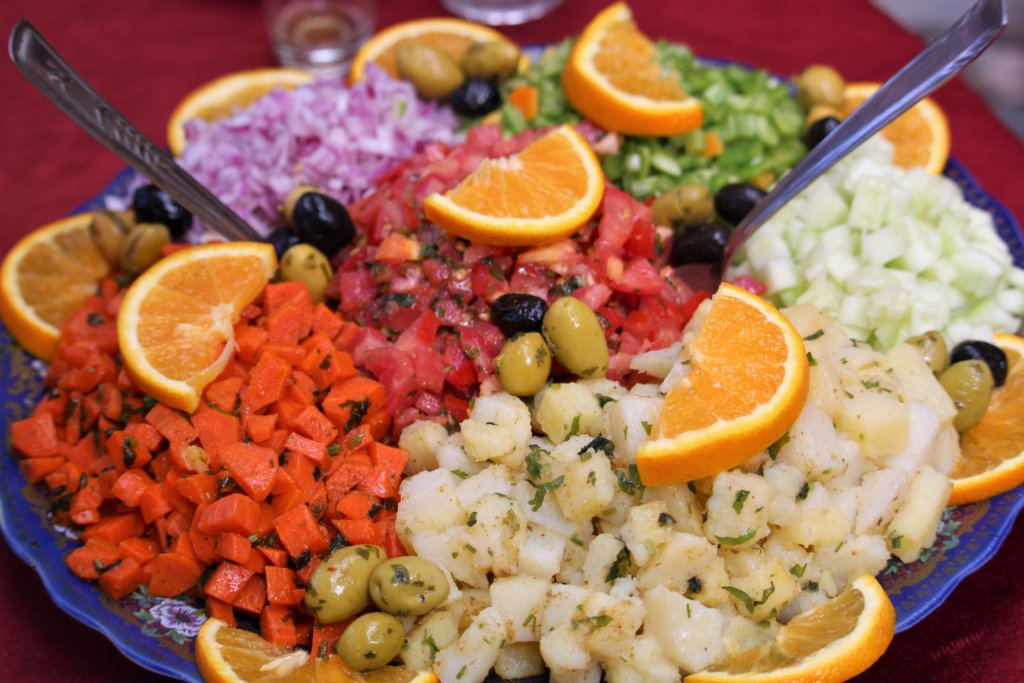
(835, 386), (909, 458)
(642, 484), (704, 535)
(643, 586), (724, 673)
(539, 622), (592, 680)
(461, 419), (520, 463)
(518, 527), (568, 579)
(703, 471), (772, 549)
(604, 394), (664, 466)
(444, 587), (490, 631)
(885, 343), (957, 425)
(778, 404), (856, 482)
(782, 304), (852, 354)
(468, 493), (524, 578)
(813, 534), (890, 586)
(540, 583), (591, 635)
(398, 420), (448, 474)
(604, 635), (681, 683)
(855, 468), (909, 534)
(494, 642), (546, 680)
(776, 499), (849, 548)
(620, 502), (673, 566)
(721, 613), (778, 659)
(580, 590), (645, 660)
(721, 558), (798, 622)
(511, 479), (579, 538)
(401, 610), (459, 671)
(434, 607), (505, 683)
(628, 342), (682, 379)
(490, 575), (551, 642)
(407, 527), (482, 591)
(878, 402), (942, 474)
(454, 464), (515, 509)
(887, 466), (952, 562)
(436, 433), (484, 477)
(536, 383), (603, 443)
(468, 392), (533, 468)
(397, 469), (465, 536)
(554, 453), (617, 523)
(636, 533), (729, 609)
(582, 533), (628, 590)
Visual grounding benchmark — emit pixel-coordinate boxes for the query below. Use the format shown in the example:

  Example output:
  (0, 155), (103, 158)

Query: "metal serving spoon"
(687, 0), (1008, 291)
(8, 21), (262, 242)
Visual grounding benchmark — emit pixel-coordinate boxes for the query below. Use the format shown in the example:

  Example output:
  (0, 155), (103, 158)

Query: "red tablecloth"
(1, 1), (1022, 681)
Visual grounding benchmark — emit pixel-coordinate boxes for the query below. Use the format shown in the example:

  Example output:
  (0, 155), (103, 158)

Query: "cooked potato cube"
(643, 586), (724, 673)
(887, 466), (951, 562)
(398, 420), (448, 474)
(535, 383), (602, 443)
(434, 607), (505, 683)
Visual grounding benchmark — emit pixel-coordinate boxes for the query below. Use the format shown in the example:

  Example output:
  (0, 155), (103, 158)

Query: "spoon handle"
(721, 0), (1007, 274)
(8, 21), (262, 242)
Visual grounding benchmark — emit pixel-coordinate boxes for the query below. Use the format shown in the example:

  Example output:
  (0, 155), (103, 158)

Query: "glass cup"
(263, 0), (376, 77)
(440, 0), (564, 26)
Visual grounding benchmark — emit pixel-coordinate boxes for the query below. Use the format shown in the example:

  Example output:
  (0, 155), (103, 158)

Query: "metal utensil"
(689, 0), (1008, 291)
(8, 21), (262, 242)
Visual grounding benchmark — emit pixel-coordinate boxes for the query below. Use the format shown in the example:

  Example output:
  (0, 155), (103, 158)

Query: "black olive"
(670, 224), (731, 266)
(950, 340), (1009, 387)
(266, 226), (300, 260)
(449, 78), (502, 118)
(132, 184), (192, 238)
(714, 183), (766, 226)
(491, 293), (548, 338)
(291, 192), (356, 257)
(805, 116), (841, 149)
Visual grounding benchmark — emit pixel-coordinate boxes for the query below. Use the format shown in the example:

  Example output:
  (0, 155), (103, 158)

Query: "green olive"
(542, 297), (609, 379)
(495, 332), (552, 397)
(304, 544), (386, 623)
(396, 43), (465, 100)
(368, 557), (450, 617)
(119, 223), (171, 274)
(650, 183), (714, 228)
(805, 104), (843, 129)
(281, 185), (320, 226)
(795, 64), (846, 109)
(280, 243), (334, 304)
(905, 331), (949, 375)
(461, 41), (521, 81)
(938, 360), (994, 433)
(335, 611), (405, 671)
(89, 210), (131, 267)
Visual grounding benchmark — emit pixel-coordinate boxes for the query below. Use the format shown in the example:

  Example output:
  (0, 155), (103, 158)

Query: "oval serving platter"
(2, 132), (1023, 683)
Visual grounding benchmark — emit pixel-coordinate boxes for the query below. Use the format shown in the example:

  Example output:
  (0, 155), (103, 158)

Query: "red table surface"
(1, 1), (1023, 681)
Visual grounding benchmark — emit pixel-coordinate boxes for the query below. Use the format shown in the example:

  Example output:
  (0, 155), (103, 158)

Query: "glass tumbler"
(440, 0), (564, 26)
(263, 0), (376, 76)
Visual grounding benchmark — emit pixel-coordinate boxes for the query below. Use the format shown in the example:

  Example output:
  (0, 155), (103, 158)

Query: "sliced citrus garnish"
(117, 242), (277, 413)
(637, 282), (809, 485)
(950, 332), (1024, 505)
(686, 574), (895, 683)
(562, 2), (703, 137)
(422, 124), (605, 246)
(167, 68), (315, 156)
(196, 618), (438, 683)
(839, 81), (950, 174)
(349, 17), (520, 83)
(0, 213), (110, 361)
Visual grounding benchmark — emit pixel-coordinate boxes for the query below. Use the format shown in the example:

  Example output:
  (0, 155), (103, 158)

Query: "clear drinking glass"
(440, 0), (564, 26)
(263, 0), (376, 76)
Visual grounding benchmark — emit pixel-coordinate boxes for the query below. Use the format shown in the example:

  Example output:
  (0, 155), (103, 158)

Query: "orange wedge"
(686, 574), (895, 683)
(422, 125), (605, 246)
(117, 242), (277, 413)
(167, 68), (315, 156)
(562, 2), (703, 137)
(950, 333), (1024, 505)
(636, 282), (809, 485)
(349, 17), (520, 83)
(0, 213), (110, 361)
(196, 618), (438, 683)
(840, 82), (950, 174)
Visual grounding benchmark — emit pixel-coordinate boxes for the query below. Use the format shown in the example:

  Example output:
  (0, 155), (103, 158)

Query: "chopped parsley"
(715, 528), (757, 546)
(732, 490), (750, 514)
(803, 329), (825, 341)
(605, 546), (631, 583)
(723, 582), (775, 614)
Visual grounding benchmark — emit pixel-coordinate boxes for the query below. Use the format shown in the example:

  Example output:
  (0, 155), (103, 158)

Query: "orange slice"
(422, 125), (605, 246)
(686, 574), (895, 683)
(561, 2), (703, 137)
(350, 17), (519, 83)
(840, 82), (950, 174)
(636, 282), (809, 485)
(949, 332), (1024, 505)
(0, 213), (110, 361)
(117, 242), (277, 413)
(167, 68), (315, 156)
(196, 618), (438, 683)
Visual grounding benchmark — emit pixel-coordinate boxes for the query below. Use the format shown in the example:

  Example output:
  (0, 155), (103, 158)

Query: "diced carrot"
(45, 460), (84, 494)
(66, 538), (121, 580)
(702, 130), (725, 158)
(126, 422), (163, 453)
(310, 303), (344, 340)
(81, 512), (145, 545)
(111, 469), (155, 507)
(332, 518), (383, 546)
(284, 432), (327, 465)
(290, 406), (338, 444)
(356, 464), (399, 499)
(300, 334), (356, 390)
(206, 597), (236, 628)
(335, 491), (376, 520)
(145, 403), (198, 445)
(204, 561), (255, 603)
(33, 388), (69, 424)
(189, 524), (222, 566)
(322, 377), (386, 431)
(98, 555), (143, 600)
(508, 84), (539, 120)
(239, 546), (268, 575)
(98, 383), (123, 422)
(369, 442), (407, 483)
(243, 414), (277, 443)
(265, 566), (301, 607)
(117, 536), (159, 565)
(204, 377), (243, 414)
(270, 473), (307, 518)
(197, 493), (262, 537)
(310, 621), (348, 661)
(69, 478), (104, 525)
(10, 412), (59, 458)
(260, 604), (298, 648)
(287, 370), (318, 407)
(257, 545), (290, 568)
(260, 342), (307, 367)
(219, 442), (278, 503)
(176, 473), (218, 505)
(273, 398), (307, 431)
(365, 409), (392, 441)
(217, 532), (254, 566)
(190, 409), (241, 469)
(164, 508), (194, 538)
(19, 456), (64, 484)
(240, 352), (292, 414)
(379, 520), (407, 558)
(325, 458), (373, 511)
(233, 574), (267, 616)
(106, 430), (153, 473)
(264, 283), (314, 346)
(272, 504), (329, 558)
(138, 484), (174, 523)
(258, 502), (276, 537)
(148, 552), (205, 598)
(62, 437), (100, 469)
(295, 555), (321, 586)
(260, 428), (290, 454)
(235, 324), (269, 365)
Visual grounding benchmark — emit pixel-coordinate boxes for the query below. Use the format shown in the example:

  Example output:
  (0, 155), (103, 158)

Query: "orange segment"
(840, 82), (950, 174)
(167, 68), (315, 156)
(686, 574), (895, 683)
(562, 2), (703, 136)
(0, 213), (110, 360)
(195, 618), (438, 683)
(949, 333), (1024, 505)
(117, 242), (277, 413)
(637, 282), (809, 485)
(423, 125), (605, 246)
(350, 17), (520, 83)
